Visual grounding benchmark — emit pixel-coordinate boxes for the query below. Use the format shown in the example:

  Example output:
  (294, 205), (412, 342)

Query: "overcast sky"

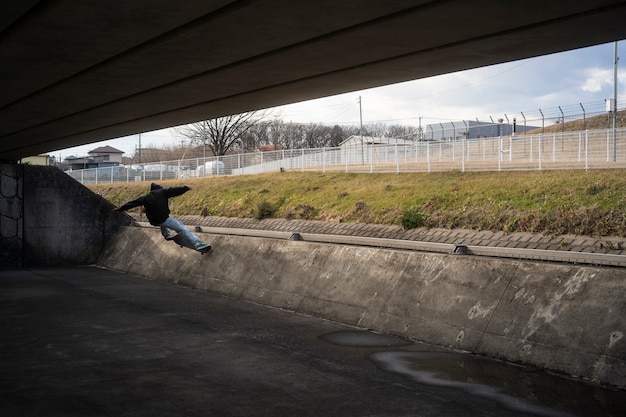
(55, 40), (625, 159)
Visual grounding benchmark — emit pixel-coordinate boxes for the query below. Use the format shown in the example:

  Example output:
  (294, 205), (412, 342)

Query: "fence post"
(538, 133), (543, 171)
(578, 132), (582, 162)
(110, 166), (114, 183)
(482, 138), (486, 161)
(498, 137), (502, 171)
(452, 140), (456, 162)
(585, 130), (589, 170)
(427, 142), (431, 172)
(509, 137), (512, 162)
(461, 139), (465, 172)
(552, 134), (556, 162)
(395, 144), (399, 173)
(323, 147), (326, 173)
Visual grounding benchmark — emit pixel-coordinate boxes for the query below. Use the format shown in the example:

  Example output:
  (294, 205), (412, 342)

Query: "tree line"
(128, 110), (423, 164)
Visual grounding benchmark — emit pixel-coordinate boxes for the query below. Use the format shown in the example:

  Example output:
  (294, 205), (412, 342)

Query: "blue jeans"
(160, 216), (201, 245)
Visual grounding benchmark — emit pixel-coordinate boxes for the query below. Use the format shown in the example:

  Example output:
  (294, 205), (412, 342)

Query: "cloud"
(581, 68), (613, 93)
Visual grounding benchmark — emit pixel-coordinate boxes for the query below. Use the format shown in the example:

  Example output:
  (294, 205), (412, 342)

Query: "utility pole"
(136, 133), (142, 164)
(203, 120), (207, 162)
(358, 96), (364, 164)
(418, 116), (423, 140)
(613, 41), (619, 161)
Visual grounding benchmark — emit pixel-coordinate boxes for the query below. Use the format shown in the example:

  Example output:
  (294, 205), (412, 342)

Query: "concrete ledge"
(98, 226), (626, 388)
(132, 221), (626, 267)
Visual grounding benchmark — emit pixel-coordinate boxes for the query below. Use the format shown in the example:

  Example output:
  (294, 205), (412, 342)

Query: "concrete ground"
(1, 267), (624, 417)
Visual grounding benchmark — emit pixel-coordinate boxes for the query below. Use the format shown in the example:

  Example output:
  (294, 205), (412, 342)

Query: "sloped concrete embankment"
(98, 225), (626, 388)
(0, 164), (131, 267)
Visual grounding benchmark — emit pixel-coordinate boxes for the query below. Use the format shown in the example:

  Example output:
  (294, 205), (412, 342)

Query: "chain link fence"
(66, 128), (626, 184)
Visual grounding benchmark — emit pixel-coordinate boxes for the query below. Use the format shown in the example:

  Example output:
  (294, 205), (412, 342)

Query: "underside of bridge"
(2, 0), (626, 161)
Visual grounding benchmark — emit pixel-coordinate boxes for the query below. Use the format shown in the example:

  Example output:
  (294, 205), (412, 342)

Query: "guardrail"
(66, 128), (626, 184)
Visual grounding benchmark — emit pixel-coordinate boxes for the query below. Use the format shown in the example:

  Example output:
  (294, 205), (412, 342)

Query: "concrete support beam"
(3, 1), (626, 159)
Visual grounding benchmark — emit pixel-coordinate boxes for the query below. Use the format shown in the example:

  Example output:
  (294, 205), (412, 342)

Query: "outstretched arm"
(113, 196), (145, 212)
(165, 185), (192, 198)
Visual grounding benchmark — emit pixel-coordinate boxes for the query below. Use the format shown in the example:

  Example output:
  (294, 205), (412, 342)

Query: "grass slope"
(90, 170), (626, 237)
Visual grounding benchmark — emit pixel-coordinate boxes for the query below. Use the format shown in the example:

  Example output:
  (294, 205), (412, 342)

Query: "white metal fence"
(66, 128), (626, 184)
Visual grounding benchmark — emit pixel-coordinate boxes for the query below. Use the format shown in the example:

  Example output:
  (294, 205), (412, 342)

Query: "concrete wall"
(0, 164), (24, 268)
(0, 164), (131, 266)
(98, 226), (626, 388)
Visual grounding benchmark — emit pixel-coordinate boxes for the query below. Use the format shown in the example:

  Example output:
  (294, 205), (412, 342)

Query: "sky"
(54, 40), (626, 159)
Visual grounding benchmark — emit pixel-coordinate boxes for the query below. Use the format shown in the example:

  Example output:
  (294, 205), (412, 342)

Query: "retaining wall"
(98, 225), (626, 388)
(0, 164), (24, 268)
(0, 164), (131, 267)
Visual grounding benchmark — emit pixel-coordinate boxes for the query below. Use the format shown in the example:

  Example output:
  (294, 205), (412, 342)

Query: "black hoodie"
(117, 183), (191, 225)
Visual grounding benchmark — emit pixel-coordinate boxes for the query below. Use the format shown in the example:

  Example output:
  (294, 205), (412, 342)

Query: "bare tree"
(176, 110), (271, 157)
(240, 117), (288, 151)
(387, 124), (422, 141)
(278, 122), (305, 149)
(328, 125), (345, 147)
(266, 119), (292, 149)
(274, 123), (348, 149)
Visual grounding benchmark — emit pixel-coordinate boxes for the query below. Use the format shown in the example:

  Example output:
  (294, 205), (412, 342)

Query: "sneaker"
(195, 242), (211, 251)
(165, 234), (176, 241)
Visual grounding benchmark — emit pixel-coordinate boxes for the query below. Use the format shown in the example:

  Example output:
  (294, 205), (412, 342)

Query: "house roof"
(89, 145), (124, 154)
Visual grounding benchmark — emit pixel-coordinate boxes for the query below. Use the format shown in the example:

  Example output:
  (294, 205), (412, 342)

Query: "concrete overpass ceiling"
(2, 1), (626, 160)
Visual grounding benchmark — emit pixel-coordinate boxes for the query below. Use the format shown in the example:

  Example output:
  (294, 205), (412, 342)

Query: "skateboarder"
(113, 183), (210, 251)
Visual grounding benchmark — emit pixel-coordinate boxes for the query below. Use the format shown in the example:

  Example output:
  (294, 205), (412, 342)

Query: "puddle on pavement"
(320, 331), (626, 417)
(368, 351), (626, 417)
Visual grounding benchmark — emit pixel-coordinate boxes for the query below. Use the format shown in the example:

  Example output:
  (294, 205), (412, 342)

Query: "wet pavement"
(1, 267), (625, 416)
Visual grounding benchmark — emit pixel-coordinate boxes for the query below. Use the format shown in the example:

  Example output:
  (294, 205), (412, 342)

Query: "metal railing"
(66, 128), (626, 184)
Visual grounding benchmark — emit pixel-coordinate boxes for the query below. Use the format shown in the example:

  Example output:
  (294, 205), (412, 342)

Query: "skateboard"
(172, 234), (212, 254)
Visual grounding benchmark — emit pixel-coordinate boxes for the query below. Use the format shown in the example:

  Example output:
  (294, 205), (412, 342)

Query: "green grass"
(90, 170), (626, 236)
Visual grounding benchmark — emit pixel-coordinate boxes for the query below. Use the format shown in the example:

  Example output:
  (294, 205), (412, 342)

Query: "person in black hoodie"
(114, 183), (210, 251)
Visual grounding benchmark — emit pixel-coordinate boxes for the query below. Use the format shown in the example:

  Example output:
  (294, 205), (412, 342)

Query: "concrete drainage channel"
(98, 223), (626, 388)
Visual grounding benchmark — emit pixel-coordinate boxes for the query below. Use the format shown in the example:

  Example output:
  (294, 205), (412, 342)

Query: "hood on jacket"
(150, 183), (163, 191)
